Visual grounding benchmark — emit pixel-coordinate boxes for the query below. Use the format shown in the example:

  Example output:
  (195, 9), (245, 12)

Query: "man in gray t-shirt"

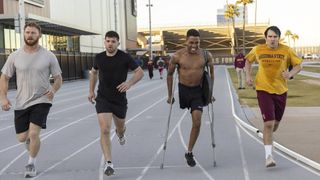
(0, 22), (62, 178)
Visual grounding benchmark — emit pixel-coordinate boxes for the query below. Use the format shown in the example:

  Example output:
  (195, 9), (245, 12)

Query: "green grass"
(302, 66), (320, 73)
(228, 68), (320, 107)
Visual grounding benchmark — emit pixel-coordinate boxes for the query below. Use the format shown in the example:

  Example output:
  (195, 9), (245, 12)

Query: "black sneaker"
(185, 152), (196, 167)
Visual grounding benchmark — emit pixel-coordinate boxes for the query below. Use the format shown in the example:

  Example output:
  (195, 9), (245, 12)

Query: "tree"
(291, 33), (299, 49)
(224, 3), (240, 54)
(236, 0), (254, 54)
(285, 30), (293, 47)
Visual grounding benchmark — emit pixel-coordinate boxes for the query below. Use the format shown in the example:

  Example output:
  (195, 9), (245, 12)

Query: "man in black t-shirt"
(88, 31), (144, 176)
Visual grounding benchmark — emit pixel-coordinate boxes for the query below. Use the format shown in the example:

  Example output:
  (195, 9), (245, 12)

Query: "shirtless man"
(166, 29), (214, 167)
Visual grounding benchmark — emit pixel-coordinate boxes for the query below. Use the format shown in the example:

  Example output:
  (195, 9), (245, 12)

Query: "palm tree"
(236, 0), (254, 54)
(291, 33), (299, 49)
(285, 30), (292, 46)
(224, 3), (240, 54)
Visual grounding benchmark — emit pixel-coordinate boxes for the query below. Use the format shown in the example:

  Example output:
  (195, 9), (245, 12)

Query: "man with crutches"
(165, 29), (215, 167)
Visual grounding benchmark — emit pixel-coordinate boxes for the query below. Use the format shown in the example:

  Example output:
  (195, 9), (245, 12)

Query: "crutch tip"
(213, 161), (217, 167)
(160, 164), (164, 169)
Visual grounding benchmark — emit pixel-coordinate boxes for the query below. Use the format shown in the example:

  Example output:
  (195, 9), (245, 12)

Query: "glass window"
(10, 29), (16, 50)
(4, 29), (10, 50)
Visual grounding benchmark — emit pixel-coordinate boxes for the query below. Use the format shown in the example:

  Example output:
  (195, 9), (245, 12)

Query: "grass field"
(228, 67), (320, 107)
(302, 66), (320, 73)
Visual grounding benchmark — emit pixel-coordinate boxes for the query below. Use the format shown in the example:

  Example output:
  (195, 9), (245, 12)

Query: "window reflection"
(3, 27), (80, 52)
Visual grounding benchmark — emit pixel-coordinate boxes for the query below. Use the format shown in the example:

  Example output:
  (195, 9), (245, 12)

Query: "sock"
(28, 156), (36, 165)
(264, 145), (273, 159)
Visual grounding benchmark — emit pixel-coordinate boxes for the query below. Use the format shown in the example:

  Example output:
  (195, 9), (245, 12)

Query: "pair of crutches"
(160, 72), (216, 169)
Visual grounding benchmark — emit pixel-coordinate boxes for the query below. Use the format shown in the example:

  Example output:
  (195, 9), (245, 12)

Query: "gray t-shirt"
(1, 46), (62, 110)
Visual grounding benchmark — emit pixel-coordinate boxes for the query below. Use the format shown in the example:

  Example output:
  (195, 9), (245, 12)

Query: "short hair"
(105, 31), (120, 40)
(24, 22), (41, 33)
(186, 29), (200, 38)
(264, 26), (281, 38)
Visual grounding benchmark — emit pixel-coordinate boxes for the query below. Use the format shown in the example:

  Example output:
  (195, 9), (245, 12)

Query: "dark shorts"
(178, 83), (204, 112)
(257, 90), (287, 122)
(95, 96), (128, 119)
(14, 103), (52, 134)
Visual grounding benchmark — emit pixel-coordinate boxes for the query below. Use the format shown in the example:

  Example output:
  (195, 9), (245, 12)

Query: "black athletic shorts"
(178, 83), (204, 112)
(95, 95), (128, 119)
(14, 103), (52, 134)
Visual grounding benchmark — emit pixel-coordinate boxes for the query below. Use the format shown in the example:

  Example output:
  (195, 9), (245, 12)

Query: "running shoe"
(265, 155), (276, 168)
(104, 162), (115, 176)
(185, 152), (196, 167)
(24, 164), (36, 178)
(116, 128), (126, 145)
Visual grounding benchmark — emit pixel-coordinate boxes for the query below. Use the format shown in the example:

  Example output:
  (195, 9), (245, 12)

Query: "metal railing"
(0, 51), (96, 89)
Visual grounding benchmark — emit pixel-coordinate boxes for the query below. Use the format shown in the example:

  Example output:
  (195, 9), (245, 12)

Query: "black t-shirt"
(93, 50), (138, 103)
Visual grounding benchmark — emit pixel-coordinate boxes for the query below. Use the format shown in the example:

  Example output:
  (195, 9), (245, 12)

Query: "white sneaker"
(24, 164), (36, 178)
(265, 155), (276, 168)
(103, 162), (115, 176)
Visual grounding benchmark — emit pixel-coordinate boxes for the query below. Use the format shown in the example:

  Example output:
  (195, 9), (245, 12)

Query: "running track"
(0, 66), (319, 180)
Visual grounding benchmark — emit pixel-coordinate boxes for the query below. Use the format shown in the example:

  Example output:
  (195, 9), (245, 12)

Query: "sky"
(137, 0), (320, 46)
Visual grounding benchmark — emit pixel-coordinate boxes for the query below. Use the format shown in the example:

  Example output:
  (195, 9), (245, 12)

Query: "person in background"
(234, 53), (246, 89)
(147, 60), (154, 79)
(157, 57), (165, 79)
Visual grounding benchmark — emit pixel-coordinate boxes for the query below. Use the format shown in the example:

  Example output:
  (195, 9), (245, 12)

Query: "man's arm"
(117, 66), (144, 93)
(88, 68), (98, 103)
(0, 74), (12, 111)
(128, 66), (144, 86)
(47, 74), (62, 101)
(245, 60), (254, 86)
(282, 64), (302, 79)
(166, 55), (178, 104)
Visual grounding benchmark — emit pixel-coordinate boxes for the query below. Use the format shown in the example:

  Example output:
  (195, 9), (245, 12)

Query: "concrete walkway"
(246, 107), (320, 164)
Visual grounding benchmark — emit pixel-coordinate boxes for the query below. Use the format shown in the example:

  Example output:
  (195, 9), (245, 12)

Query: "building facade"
(50, 0), (138, 52)
(0, 0), (138, 53)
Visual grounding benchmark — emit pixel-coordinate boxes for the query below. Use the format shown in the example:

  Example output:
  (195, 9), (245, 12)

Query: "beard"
(106, 47), (117, 54)
(24, 37), (39, 46)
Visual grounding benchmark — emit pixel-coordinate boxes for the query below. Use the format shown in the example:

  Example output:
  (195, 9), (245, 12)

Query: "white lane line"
(225, 67), (320, 175)
(98, 96), (169, 180)
(0, 113), (96, 176)
(129, 85), (165, 101)
(0, 129), (56, 153)
(0, 125), (14, 132)
(0, 81), (165, 177)
(177, 116), (215, 180)
(135, 110), (188, 180)
(235, 126), (251, 180)
(117, 165), (187, 170)
(8, 93), (166, 179)
(32, 138), (100, 180)
(0, 78), (159, 120)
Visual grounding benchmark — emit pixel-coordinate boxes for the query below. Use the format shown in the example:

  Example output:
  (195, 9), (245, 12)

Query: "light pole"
(18, 0), (25, 46)
(146, 0), (153, 61)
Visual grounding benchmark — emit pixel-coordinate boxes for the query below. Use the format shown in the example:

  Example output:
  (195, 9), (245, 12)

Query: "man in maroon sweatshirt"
(234, 53), (246, 89)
